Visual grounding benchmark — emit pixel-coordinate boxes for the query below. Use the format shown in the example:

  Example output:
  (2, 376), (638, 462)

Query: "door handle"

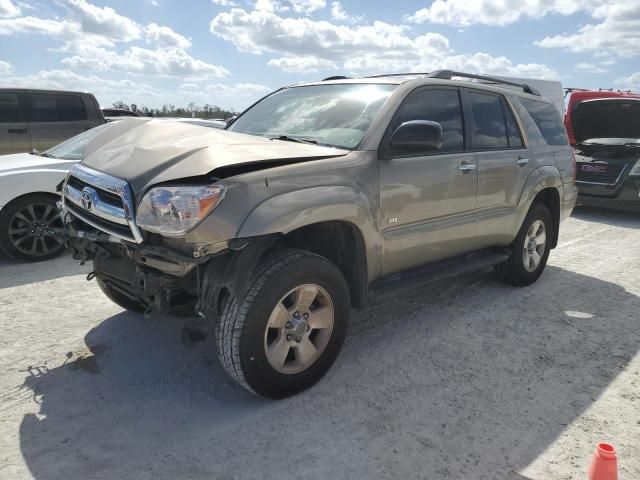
(516, 156), (529, 166)
(458, 162), (477, 173)
(7, 128), (27, 134)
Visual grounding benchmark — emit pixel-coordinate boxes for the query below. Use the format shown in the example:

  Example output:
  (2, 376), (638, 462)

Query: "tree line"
(112, 101), (238, 119)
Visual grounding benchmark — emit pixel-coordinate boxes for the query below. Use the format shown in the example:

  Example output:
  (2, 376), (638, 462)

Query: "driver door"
(379, 86), (479, 276)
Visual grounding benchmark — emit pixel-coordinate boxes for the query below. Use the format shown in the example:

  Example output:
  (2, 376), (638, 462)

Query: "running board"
(370, 248), (510, 294)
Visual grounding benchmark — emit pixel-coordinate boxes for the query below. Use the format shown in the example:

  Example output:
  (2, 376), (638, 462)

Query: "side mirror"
(390, 120), (443, 155)
(226, 116), (237, 126)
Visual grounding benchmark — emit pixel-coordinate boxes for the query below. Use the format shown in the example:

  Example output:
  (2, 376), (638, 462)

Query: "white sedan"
(0, 118), (227, 262)
(0, 123), (117, 262)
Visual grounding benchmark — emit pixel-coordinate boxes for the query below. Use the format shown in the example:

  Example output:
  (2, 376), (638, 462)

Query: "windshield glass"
(44, 123), (113, 160)
(228, 83), (397, 149)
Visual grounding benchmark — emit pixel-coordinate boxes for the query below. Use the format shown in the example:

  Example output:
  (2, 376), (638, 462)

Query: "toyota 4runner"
(60, 71), (577, 398)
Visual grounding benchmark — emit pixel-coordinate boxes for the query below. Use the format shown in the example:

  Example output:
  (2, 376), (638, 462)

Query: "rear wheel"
(0, 193), (66, 262)
(495, 202), (553, 286)
(216, 249), (350, 399)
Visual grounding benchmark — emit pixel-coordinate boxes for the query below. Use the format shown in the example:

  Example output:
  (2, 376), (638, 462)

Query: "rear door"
(0, 91), (30, 155)
(379, 86), (479, 275)
(464, 88), (532, 246)
(27, 92), (92, 151)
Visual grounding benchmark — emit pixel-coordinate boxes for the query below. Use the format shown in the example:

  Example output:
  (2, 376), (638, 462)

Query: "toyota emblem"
(81, 187), (95, 211)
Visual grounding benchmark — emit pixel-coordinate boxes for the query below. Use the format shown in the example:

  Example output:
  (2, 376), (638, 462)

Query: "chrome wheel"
(8, 202), (64, 258)
(264, 284), (334, 374)
(523, 219), (546, 272)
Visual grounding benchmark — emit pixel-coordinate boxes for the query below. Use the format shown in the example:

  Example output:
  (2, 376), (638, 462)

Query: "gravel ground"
(0, 206), (639, 480)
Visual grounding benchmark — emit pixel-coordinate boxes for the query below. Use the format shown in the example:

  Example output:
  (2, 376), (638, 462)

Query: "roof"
(0, 87), (92, 96)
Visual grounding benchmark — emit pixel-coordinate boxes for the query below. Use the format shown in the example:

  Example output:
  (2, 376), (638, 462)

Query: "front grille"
(62, 164), (143, 243)
(67, 176), (122, 207)
(66, 202), (134, 239)
(576, 163), (626, 185)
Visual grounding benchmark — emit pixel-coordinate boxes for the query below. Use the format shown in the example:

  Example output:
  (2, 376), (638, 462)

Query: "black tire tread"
(495, 202), (553, 287)
(96, 277), (146, 313)
(215, 248), (339, 396)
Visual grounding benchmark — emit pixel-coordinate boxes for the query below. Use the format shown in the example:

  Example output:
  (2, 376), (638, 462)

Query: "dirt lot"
(0, 207), (638, 480)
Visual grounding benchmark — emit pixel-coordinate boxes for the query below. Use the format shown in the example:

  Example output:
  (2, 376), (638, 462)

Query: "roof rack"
(363, 73), (432, 79)
(428, 70), (541, 96)
(321, 75), (352, 81)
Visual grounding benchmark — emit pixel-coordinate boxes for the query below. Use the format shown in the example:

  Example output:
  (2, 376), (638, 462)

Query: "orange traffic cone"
(588, 443), (618, 480)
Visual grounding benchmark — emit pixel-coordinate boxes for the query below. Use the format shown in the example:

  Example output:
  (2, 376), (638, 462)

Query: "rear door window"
(0, 92), (22, 123)
(29, 93), (88, 122)
(389, 87), (465, 154)
(468, 91), (519, 149)
(519, 98), (567, 146)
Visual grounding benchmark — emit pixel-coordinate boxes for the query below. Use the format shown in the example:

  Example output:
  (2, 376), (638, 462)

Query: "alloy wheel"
(8, 203), (64, 258)
(263, 284), (334, 374)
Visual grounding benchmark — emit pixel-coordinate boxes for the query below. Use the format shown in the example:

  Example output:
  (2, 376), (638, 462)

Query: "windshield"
(44, 123), (112, 160)
(228, 83), (397, 149)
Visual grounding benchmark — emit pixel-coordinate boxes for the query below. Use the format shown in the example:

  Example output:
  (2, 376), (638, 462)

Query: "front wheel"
(495, 203), (553, 286)
(216, 249), (350, 398)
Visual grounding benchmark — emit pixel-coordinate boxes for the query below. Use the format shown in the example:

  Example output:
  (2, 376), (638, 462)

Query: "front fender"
(0, 169), (68, 209)
(236, 186), (383, 281)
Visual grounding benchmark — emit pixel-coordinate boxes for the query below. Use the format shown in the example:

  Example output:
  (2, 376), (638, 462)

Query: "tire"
(495, 202), (553, 286)
(97, 277), (146, 313)
(216, 249), (350, 399)
(0, 193), (66, 262)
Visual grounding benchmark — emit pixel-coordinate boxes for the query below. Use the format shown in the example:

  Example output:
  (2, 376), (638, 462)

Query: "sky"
(0, 0), (638, 111)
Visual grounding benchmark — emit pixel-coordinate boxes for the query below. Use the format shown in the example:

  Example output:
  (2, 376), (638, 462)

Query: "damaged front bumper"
(60, 207), (277, 328)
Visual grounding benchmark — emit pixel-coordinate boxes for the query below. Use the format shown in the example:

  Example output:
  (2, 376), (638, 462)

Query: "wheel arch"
(269, 220), (369, 309)
(516, 167), (562, 249)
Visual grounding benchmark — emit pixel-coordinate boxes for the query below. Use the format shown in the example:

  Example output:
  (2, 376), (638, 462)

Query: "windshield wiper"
(270, 135), (318, 145)
(29, 149), (54, 158)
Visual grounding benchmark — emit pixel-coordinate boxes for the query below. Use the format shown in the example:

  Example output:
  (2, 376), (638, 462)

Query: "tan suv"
(60, 71), (578, 398)
(0, 88), (104, 155)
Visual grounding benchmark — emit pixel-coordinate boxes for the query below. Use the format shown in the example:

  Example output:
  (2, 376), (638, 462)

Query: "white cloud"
(614, 72), (640, 90)
(62, 45), (229, 77)
(330, 1), (362, 23)
(60, 0), (141, 42)
(407, 0), (600, 27)
(212, 0), (238, 5)
(268, 55), (337, 73)
(0, 2), (229, 78)
(0, 59), (13, 75)
(0, 0), (20, 18)
(535, 3), (640, 58)
(253, 0), (325, 15)
(210, 8), (558, 79)
(575, 62), (608, 74)
(144, 22), (191, 48)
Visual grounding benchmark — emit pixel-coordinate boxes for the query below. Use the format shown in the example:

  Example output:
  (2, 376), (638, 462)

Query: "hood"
(0, 152), (77, 175)
(572, 98), (640, 144)
(81, 118), (349, 195)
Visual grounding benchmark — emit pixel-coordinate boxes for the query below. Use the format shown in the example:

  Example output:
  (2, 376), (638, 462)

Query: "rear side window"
(0, 93), (22, 123)
(468, 91), (523, 149)
(519, 98), (567, 146)
(390, 88), (464, 153)
(29, 93), (87, 122)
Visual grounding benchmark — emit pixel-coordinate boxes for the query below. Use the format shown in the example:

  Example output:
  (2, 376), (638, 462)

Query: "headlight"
(136, 185), (225, 235)
(629, 159), (640, 176)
